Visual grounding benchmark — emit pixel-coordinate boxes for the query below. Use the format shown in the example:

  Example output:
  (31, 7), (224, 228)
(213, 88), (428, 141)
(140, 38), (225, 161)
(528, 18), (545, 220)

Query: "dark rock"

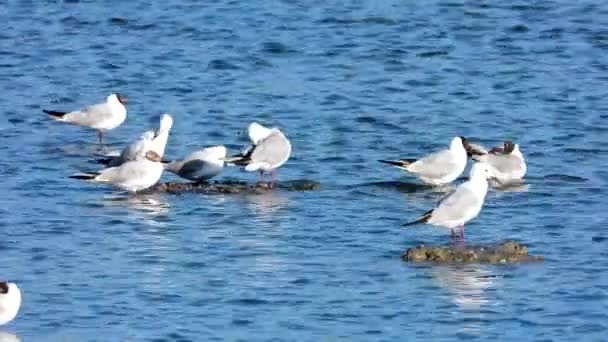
(144, 179), (320, 195)
(402, 240), (543, 264)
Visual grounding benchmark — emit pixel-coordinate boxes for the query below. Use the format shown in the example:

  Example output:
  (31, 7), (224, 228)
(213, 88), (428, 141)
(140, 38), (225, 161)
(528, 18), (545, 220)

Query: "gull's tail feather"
(379, 159), (416, 168)
(223, 154), (250, 166)
(96, 157), (112, 165)
(69, 172), (98, 180)
(44, 110), (67, 120)
(402, 209), (433, 227)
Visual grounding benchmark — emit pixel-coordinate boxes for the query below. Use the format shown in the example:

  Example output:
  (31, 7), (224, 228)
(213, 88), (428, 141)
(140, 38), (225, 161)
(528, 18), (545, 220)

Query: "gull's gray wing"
(408, 149), (459, 180)
(429, 186), (481, 224)
(250, 132), (291, 166)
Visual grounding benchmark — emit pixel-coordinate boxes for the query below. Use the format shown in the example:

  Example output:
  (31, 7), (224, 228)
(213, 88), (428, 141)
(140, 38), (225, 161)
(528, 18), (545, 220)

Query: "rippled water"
(1, 0), (608, 341)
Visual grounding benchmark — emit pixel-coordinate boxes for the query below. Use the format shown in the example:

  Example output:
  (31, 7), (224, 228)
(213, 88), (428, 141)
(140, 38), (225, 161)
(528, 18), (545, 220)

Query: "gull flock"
(0, 93), (528, 327)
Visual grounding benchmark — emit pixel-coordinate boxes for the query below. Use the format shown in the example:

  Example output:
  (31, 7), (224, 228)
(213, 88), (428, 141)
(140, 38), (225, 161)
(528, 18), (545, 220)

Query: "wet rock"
(403, 241), (543, 264)
(146, 179), (320, 195)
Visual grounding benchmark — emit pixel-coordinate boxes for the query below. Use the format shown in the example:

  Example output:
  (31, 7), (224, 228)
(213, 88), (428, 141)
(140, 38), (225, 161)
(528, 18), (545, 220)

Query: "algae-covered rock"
(403, 240), (543, 264)
(147, 179), (320, 195)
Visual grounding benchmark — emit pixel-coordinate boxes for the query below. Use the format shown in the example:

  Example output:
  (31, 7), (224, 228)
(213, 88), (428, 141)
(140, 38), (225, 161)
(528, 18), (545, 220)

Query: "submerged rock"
(403, 241), (543, 264)
(147, 179), (320, 195)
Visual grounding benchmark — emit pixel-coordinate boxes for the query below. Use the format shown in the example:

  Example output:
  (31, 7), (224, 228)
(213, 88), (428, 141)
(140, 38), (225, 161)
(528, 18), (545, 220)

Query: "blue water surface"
(1, 0), (608, 341)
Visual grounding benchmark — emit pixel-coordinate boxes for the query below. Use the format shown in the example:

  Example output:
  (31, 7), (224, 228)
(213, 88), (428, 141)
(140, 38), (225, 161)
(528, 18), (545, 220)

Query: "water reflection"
(0, 332), (20, 342)
(431, 265), (500, 334)
(241, 190), (289, 223)
(98, 193), (170, 227)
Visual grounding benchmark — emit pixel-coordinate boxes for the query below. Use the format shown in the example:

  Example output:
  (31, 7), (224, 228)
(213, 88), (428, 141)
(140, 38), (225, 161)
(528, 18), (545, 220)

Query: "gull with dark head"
(403, 162), (494, 240)
(0, 281), (21, 326)
(225, 122), (291, 186)
(44, 93), (127, 144)
(379, 136), (473, 185)
(469, 140), (526, 185)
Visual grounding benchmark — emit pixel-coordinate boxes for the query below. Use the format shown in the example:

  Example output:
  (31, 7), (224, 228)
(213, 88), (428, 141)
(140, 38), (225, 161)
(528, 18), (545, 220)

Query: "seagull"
(0, 282), (21, 326)
(470, 140), (526, 184)
(225, 122), (291, 185)
(147, 113), (173, 158)
(97, 130), (155, 167)
(165, 146), (226, 183)
(379, 136), (473, 185)
(402, 162), (493, 240)
(70, 150), (164, 193)
(44, 93), (127, 144)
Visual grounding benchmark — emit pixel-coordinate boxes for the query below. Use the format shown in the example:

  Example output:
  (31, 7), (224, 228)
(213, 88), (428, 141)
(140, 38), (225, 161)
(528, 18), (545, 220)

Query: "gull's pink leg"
(460, 225), (465, 240)
(268, 170), (277, 189)
(98, 130), (103, 145)
(451, 229), (455, 240)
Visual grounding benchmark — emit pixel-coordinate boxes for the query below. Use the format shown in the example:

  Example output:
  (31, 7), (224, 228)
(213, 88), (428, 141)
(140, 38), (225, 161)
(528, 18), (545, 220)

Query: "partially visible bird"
(97, 130), (154, 167)
(470, 140), (526, 184)
(225, 122), (291, 185)
(379, 136), (473, 185)
(165, 146), (226, 183)
(403, 162), (493, 240)
(0, 281), (21, 326)
(44, 93), (127, 144)
(147, 113), (173, 159)
(71, 150), (164, 193)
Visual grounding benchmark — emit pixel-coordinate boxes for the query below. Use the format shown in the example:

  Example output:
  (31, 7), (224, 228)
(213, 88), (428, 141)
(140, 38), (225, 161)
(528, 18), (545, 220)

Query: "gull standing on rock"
(70, 150), (165, 193)
(97, 130), (155, 167)
(225, 122), (291, 185)
(379, 136), (473, 186)
(402, 162), (493, 240)
(0, 282), (21, 326)
(165, 146), (226, 183)
(44, 93), (127, 144)
(470, 140), (526, 185)
(147, 113), (173, 159)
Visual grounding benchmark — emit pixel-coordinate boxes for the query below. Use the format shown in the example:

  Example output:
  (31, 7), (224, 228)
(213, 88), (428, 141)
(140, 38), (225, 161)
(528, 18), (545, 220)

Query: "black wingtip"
(96, 158), (112, 165)
(402, 209), (433, 227)
(69, 175), (95, 180)
(378, 159), (402, 166)
(44, 110), (67, 117)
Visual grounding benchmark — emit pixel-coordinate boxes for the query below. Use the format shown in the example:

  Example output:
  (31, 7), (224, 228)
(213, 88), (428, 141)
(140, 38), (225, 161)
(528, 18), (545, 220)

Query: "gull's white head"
(107, 93), (127, 106)
(469, 162), (493, 181)
(158, 113), (173, 133)
(0, 282), (21, 326)
(450, 136), (469, 153)
(206, 145), (227, 160)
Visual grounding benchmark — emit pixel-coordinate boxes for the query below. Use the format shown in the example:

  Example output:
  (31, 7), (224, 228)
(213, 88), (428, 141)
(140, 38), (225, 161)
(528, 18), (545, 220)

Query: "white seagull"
(165, 146), (226, 183)
(97, 130), (155, 167)
(147, 113), (173, 158)
(44, 93), (128, 144)
(470, 140), (526, 184)
(379, 136), (473, 185)
(71, 150), (164, 193)
(0, 282), (21, 326)
(226, 122), (292, 185)
(403, 162), (493, 240)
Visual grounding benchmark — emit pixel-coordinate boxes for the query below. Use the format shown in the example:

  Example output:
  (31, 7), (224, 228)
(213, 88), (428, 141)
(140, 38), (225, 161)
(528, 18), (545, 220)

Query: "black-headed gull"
(225, 122), (291, 185)
(0, 282), (21, 326)
(470, 140), (526, 184)
(97, 113), (173, 167)
(71, 150), (164, 193)
(165, 146), (226, 183)
(97, 130), (154, 167)
(44, 93), (127, 144)
(379, 136), (473, 185)
(147, 113), (173, 158)
(403, 162), (493, 240)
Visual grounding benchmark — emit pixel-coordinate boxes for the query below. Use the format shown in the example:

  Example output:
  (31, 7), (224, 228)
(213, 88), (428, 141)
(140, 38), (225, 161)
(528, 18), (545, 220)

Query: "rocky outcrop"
(403, 241), (543, 264)
(147, 179), (320, 195)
